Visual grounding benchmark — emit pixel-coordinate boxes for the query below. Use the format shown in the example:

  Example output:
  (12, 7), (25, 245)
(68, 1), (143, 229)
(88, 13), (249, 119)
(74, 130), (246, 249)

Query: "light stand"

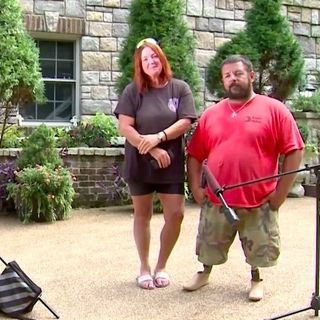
(201, 162), (320, 319)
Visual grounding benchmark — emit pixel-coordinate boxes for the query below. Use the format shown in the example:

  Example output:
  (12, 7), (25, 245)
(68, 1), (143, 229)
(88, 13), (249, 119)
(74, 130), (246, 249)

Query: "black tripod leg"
(265, 307), (312, 320)
(314, 168), (320, 317)
(264, 168), (320, 320)
(39, 297), (59, 319)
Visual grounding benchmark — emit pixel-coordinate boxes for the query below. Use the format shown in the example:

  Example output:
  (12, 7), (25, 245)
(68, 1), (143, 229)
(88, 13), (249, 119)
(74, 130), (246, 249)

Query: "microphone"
(202, 162), (240, 226)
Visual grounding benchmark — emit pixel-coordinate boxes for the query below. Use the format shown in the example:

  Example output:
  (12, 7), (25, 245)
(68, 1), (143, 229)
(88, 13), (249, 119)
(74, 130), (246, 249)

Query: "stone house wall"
(19, 0), (320, 117)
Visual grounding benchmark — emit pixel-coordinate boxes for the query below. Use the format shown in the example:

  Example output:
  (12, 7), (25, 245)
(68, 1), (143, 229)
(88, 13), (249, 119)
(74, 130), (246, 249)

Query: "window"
(21, 40), (77, 122)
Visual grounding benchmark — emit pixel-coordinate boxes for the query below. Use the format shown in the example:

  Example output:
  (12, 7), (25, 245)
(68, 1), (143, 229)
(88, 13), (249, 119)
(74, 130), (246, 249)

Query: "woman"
(114, 38), (196, 289)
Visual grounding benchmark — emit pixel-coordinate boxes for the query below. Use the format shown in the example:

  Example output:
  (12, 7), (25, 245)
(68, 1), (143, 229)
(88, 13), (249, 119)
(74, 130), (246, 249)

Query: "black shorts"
(128, 181), (184, 196)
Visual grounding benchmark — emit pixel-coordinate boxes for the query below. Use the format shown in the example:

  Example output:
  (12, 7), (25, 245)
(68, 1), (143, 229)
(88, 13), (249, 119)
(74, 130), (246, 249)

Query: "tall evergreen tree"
(116, 0), (200, 106)
(0, 0), (44, 146)
(207, 0), (304, 101)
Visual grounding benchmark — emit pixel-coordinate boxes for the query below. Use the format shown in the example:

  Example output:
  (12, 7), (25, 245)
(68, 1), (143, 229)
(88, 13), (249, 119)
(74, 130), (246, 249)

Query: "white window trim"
(18, 35), (80, 128)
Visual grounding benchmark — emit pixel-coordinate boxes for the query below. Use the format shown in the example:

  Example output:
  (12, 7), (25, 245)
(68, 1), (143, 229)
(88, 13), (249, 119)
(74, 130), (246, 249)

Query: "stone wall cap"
(292, 111), (320, 119)
(0, 147), (124, 157)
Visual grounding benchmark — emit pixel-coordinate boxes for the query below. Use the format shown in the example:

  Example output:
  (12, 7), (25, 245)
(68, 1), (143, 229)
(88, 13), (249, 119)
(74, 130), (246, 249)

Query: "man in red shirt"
(183, 55), (304, 301)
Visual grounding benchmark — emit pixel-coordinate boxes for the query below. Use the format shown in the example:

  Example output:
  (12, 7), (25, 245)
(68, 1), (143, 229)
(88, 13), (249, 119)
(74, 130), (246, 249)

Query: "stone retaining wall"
(0, 147), (127, 208)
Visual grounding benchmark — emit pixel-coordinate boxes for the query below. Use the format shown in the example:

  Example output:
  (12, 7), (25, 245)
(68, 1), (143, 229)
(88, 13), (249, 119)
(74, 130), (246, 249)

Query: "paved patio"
(0, 197), (318, 320)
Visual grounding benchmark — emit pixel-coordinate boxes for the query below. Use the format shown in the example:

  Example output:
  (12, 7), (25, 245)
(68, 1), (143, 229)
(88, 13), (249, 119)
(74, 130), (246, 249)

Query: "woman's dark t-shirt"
(114, 78), (197, 184)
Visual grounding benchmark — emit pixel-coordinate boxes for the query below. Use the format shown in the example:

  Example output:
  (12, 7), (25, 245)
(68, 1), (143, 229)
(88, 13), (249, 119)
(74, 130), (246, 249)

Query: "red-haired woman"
(114, 38), (196, 289)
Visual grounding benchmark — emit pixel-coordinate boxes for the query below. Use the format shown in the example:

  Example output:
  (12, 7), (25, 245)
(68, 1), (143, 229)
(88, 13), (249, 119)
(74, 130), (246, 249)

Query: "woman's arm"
(138, 118), (192, 154)
(118, 114), (142, 148)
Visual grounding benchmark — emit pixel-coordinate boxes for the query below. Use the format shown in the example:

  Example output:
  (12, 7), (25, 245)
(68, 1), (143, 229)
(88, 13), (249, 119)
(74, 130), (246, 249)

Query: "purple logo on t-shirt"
(168, 98), (179, 112)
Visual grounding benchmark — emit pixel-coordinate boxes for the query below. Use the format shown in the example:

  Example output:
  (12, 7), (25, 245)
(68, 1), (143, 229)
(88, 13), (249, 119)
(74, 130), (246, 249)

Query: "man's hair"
(221, 55), (253, 72)
(133, 43), (172, 93)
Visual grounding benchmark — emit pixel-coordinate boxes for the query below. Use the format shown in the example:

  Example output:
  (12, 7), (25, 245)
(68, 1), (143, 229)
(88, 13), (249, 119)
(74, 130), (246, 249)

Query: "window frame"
(19, 33), (80, 127)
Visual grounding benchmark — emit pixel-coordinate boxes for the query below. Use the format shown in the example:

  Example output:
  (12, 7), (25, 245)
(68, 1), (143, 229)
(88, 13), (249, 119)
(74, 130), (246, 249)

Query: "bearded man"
(183, 55), (304, 301)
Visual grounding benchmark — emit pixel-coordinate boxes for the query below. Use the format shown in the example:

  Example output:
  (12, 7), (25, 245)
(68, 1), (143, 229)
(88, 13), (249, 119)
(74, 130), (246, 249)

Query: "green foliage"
(1, 125), (26, 148)
(305, 143), (318, 155)
(297, 123), (309, 143)
(66, 113), (119, 147)
(53, 127), (75, 148)
(116, 0), (201, 107)
(7, 165), (74, 223)
(0, 0), (45, 147)
(6, 124), (74, 223)
(297, 123), (318, 157)
(17, 124), (62, 169)
(0, 114), (121, 149)
(291, 90), (320, 113)
(207, 0), (304, 101)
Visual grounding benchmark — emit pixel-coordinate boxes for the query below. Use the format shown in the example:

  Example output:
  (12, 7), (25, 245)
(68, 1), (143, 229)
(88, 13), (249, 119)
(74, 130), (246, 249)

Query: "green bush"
(0, 0), (45, 147)
(297, 123), (309, 143)
(7, 165), (74, 223)
(0, 113), (120, 149)
(17, 124), (62, 169)
(206, 0), (304, 101)
(1, 126), (26, 148)
(58, 113), (119, 148)
(7, 124), (75, 223)
(291, 90), (320, 113)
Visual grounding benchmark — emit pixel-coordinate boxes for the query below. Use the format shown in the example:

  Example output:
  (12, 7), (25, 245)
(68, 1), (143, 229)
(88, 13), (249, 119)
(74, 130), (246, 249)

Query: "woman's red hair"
(133, 43), (172, 93)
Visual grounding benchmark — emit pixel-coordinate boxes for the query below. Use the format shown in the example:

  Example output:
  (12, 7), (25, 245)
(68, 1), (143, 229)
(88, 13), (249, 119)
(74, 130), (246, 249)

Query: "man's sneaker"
(249, 280), (263, 301)
(182, 271), (210, 291)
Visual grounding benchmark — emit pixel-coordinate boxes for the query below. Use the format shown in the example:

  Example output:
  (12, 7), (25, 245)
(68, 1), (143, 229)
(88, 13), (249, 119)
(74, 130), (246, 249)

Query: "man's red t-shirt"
(187, 94), (304, 207)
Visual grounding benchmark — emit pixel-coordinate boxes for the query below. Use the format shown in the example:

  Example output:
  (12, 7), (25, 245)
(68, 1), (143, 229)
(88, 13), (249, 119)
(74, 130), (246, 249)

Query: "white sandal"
(154, 271), (170, 288)
(136, 274), (155, 290)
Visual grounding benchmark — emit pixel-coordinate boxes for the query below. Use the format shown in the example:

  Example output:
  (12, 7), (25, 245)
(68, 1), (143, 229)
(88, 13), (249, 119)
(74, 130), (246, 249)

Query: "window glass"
(55, 101), (73, 121)
(38, 102), (55, 120)
(45, 83), (55, 100)
(38, 41), (55, 59)
(56, 83), (72, 101)
(20, 40), (76, 122)
(41, 60), (56, 78)
(57, 61), (73, 79)
(58, 42), (73, 59)
(21, 103), (36, 120)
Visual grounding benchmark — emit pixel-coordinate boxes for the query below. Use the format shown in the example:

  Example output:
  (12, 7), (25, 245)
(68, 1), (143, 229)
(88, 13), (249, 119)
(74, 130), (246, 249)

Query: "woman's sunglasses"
(136, 38), (160, 49)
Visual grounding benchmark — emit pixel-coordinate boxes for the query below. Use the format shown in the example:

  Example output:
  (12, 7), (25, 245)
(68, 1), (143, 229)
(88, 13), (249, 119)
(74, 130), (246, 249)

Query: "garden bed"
(0, 147), (128, 208)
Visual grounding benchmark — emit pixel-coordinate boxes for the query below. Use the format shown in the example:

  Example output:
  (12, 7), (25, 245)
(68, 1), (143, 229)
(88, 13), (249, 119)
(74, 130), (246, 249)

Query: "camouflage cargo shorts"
(196, 198), (280, 267)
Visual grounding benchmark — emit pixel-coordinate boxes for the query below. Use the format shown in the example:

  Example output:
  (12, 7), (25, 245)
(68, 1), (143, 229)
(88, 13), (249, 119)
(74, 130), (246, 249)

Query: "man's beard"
(225, 83), (252, 100)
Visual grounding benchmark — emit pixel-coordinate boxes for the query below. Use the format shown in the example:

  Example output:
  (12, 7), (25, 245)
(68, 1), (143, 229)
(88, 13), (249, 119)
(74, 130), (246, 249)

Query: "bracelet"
(162, 131), (168, 141)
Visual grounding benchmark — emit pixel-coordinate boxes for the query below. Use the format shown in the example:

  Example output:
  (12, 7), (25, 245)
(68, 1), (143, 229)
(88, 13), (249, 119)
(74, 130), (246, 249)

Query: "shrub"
(17, 124), (62, 169)
(206, 0), (304, 101)
(62, 113), (119, 148)
(0, 160), (16, 211)
(7, 165), (74, 223)
(0, 0), (45, 147)
(1, 126), (26, 148)
(291, 90), (320, 113)
(6, 124), (75, 223)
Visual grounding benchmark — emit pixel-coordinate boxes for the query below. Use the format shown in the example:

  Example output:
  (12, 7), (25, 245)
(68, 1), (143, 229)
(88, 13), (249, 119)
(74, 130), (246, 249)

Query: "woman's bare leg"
(154, 193), (184, 287)
(132, 194), (154, 288)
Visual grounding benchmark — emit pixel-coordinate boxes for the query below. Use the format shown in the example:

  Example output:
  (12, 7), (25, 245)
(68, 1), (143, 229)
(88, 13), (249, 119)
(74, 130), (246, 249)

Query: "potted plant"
(6, 124), (75, 223)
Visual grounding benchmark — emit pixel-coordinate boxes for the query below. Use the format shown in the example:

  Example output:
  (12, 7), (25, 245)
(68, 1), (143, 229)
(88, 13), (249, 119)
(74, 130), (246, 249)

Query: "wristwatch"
(157, 131), (165, 142)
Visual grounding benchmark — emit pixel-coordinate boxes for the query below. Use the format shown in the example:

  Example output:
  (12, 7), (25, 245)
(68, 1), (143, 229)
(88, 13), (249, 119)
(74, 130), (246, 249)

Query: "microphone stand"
(201, 162), (320, 319)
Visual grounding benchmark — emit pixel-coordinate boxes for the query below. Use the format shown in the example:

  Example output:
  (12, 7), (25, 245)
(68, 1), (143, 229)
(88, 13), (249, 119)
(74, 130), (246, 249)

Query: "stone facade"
(19, 0), (320, 116)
